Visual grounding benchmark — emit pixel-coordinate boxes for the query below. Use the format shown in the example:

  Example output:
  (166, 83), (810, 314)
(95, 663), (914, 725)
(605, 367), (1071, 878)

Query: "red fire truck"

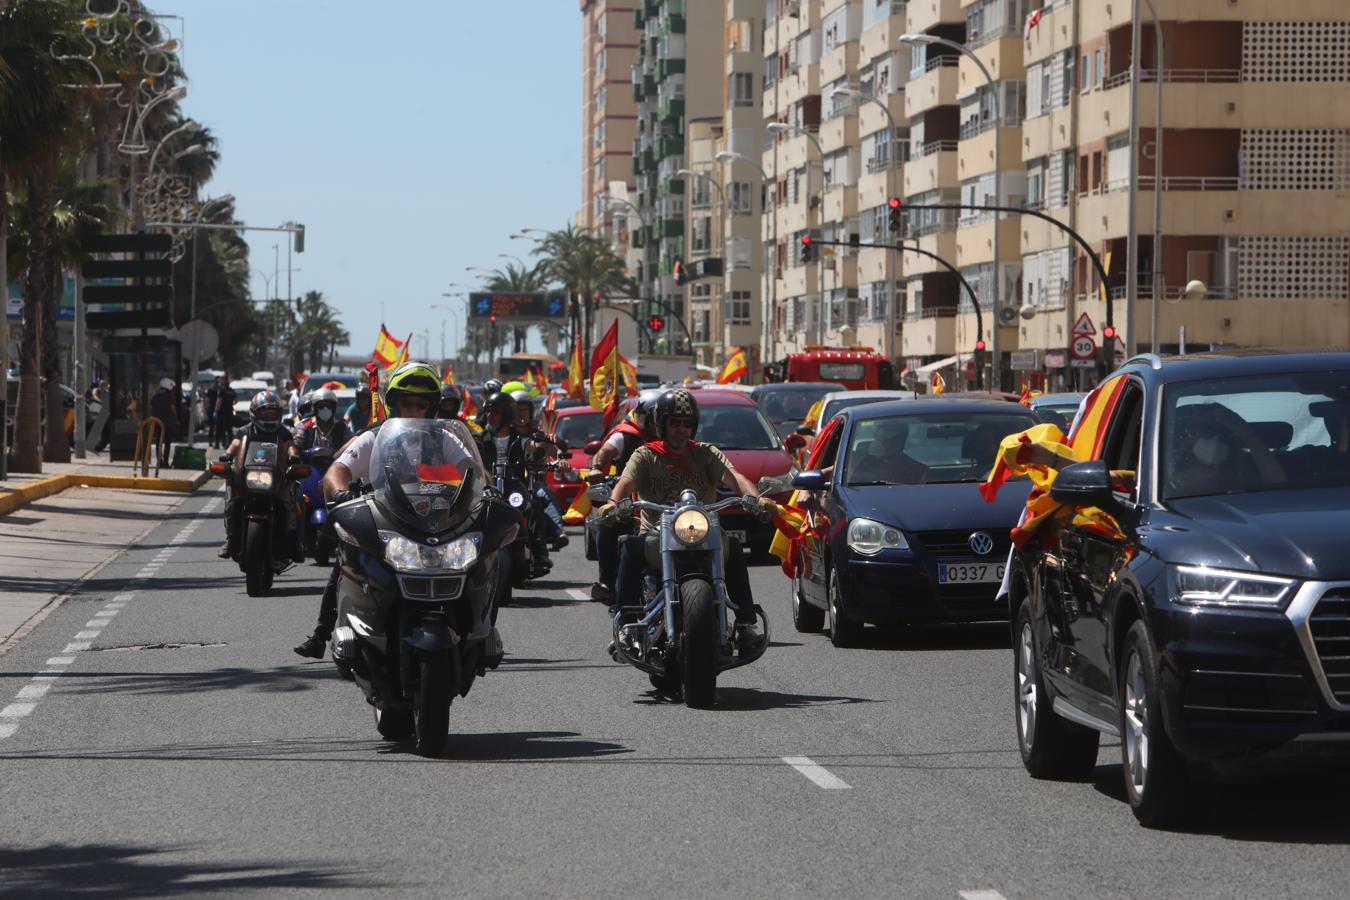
(765, 346), (896, 390)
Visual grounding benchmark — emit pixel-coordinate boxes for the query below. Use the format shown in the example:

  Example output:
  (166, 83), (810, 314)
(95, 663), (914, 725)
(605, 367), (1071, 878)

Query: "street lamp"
(900, 34), (1002, 387)
(146, 117), (199, 176)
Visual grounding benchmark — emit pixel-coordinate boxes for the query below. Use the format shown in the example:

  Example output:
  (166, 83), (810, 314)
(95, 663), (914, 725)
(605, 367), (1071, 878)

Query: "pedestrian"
(286, 378), (301, 423)
(204, 377), (219, 445)
(90, 379), (111, 453)
(150, 377), (178, 468)
(213, 376), (236, 449)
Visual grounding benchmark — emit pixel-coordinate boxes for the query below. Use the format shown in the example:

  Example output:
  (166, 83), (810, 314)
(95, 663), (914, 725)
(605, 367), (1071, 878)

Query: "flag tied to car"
(769, 415), (846, 578)
(589, 320), (622, 431)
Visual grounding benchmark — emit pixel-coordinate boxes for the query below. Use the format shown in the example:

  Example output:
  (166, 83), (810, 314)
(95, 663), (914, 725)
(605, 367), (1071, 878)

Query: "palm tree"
(289, 291), (349, 372)
(532, 225), (635, 363)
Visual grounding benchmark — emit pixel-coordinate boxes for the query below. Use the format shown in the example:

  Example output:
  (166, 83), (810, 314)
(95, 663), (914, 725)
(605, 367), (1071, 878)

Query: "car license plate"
(727, 530), (747, 545)
(938, 561), (1004, 584)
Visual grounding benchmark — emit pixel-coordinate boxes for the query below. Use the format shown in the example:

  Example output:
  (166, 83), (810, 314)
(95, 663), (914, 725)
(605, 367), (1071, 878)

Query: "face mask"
(1192, 435), (1229, 466)
(317, 408), (333, 422)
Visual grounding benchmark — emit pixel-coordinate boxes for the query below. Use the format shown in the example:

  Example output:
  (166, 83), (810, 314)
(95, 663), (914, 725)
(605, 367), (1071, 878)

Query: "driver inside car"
(598, 388), (769, 651)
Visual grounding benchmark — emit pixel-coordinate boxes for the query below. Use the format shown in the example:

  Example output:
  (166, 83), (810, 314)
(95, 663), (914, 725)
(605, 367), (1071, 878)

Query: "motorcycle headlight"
(244, 470), (273, 490)
(1173, 565), (1295, 610)
(847, 517), (908, 556)
(381, 532), (480, 573)
(508, 491), (526, 508)
(672, 509), (710, 546)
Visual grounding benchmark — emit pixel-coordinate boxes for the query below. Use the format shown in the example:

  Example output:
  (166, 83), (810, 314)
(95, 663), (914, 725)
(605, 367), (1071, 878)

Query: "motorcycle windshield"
(370, 418), (485, 535)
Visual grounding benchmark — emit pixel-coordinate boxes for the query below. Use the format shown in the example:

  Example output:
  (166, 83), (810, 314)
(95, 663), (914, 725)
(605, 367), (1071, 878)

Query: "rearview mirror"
(757, 475), (791, 495)
(792, 470), (828, 491)
(584, 439), (603, 455)
(1050, 460), (1116, 509)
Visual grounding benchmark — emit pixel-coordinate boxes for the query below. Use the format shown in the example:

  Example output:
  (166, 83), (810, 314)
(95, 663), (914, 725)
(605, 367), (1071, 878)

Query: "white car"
(815, 389), (919, 431)
(230, 379), (270, 426)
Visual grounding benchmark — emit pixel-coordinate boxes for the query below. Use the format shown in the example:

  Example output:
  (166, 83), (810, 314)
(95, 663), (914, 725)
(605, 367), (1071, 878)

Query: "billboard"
(468, 292), (568, 319)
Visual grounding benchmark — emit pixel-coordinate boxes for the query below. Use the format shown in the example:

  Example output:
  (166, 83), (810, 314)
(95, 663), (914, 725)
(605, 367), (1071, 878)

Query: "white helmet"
(159, 377), (174, 391)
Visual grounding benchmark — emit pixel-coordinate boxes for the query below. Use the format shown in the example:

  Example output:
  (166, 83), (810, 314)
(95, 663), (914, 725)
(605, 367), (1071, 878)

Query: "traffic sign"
(1112, 336), (1127, 364)
(1070, 335), (1097, 360)
(469, 292), (568, 319)
(81, 258), (171, 280)
(1071, 312), (1096, 336)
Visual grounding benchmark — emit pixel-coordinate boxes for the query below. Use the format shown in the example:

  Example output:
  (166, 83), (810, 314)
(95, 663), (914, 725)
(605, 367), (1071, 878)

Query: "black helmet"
(654, 388), (699, 440)
(634, 388), (664, 423)
(509, 389), (533, 407)
(482, 378), (504, 397)
(250, 390), (283, 433)
(356, 383), (371, 400)
(484, 391), (516, 428)
(438, 384), (462, 419)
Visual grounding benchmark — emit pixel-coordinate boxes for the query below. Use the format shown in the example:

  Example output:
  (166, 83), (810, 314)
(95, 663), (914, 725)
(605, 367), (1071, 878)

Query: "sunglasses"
(667, 417), (696, 429)
(399, 397), (433, 411)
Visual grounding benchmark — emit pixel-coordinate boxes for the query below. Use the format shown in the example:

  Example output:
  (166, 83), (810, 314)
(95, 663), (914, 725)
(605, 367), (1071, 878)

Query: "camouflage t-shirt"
(621, 442), (733, 533)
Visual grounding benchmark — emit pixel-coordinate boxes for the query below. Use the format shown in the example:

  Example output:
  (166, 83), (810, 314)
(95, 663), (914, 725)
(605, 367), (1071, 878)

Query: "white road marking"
(0, 495), (223, 743)
(782, 756), (851, 789)
(566, 587), (591, 602)
(959, 892), (1010, 900)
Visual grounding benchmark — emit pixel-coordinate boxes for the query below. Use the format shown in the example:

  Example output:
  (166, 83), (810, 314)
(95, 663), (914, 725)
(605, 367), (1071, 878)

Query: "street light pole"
(185, 194), (234, 446)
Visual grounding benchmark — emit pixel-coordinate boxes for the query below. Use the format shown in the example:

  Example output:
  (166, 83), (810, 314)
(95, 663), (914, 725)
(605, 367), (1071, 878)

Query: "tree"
(288, 291), (349, 373)
(532, 225), (635, 364)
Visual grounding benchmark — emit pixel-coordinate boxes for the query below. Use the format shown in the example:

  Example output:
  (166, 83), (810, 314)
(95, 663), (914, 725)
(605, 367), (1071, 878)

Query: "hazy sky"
(153, 0), (581, 361)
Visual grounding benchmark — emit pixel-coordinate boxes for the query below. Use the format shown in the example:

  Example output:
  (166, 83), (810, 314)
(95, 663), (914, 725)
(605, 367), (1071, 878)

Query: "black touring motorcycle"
(210, 438), (307, 597)
(328, 419), (521, 756)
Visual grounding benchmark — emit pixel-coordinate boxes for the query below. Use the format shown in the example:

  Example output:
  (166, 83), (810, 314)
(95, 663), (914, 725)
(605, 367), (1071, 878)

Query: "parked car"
(790, 399), (1038, 646)
(1009, 350), (1350, 827)
(305, 372), (362, 391)
(750, 381), (845, 439)
(251, 370), (276, 387)
(1027, 392), (1087, 432)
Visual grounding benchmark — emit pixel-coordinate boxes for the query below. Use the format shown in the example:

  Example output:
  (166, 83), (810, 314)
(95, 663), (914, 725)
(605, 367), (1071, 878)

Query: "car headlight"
(847, 517), (908, 556)
(672, 509), (710, 546)
(507, 491), (526, 508)
(382, 531), (479, 573)
(244, 470), (273, 490)
(1174, 565), (1296, 610)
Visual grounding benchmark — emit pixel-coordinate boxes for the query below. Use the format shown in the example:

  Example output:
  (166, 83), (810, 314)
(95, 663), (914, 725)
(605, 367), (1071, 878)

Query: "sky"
(152, 0), (582, 362)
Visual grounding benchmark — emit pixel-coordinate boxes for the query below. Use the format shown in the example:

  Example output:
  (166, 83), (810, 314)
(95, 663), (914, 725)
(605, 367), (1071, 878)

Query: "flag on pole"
(533, 366), (549, 395)
(618, 352), (639, 398)
(562, 336), (586, 399)
(364, 361), (387, 422)
(716, 347), (749, 384)
(589, 320), (621, 430)
(931, 372), (946, 395)
(386, 332), (413, 370)
(1023, 7), (1043, 40)
(371, 326), (404, 368)
(539, 390), (559, 435)
(442, 365), (456, 386)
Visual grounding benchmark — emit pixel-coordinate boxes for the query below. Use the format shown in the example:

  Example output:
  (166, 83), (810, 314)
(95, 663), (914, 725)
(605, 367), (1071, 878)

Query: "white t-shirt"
(288, 391), (300, 417)
(335, 430), (377, 481)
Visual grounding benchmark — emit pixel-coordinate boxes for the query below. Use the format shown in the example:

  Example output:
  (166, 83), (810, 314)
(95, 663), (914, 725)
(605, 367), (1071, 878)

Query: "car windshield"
(757, 386), (839, 435)
(821, 395), (902, 423)
(1162, 370), (1350, 500)
(699, 406), (781, 450)
(235, 387), (266, 403)
(844, 412), (1037, 486)
(557, 412), (604, 447)
(370, 418), (485, 533)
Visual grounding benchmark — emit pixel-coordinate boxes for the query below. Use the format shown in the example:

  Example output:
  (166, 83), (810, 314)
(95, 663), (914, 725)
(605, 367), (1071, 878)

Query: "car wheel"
(1014, 604), (1099, 779)
(1120, 620), (1188, 827)
(791, 572), (824, 633)
(826, 567), (863, 648)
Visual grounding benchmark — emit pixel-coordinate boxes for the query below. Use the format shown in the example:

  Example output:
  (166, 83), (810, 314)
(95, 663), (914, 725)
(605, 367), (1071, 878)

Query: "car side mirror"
(793, 470), (828, 491)
(584, 439), (603, 455)
(1050, 460), (1116, 509)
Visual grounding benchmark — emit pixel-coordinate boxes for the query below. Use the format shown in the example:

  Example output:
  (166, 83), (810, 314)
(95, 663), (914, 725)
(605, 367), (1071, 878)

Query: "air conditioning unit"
(789, 62), (800, 76)
(997, 304), (1020, 325)
(788, 0), (801, 18)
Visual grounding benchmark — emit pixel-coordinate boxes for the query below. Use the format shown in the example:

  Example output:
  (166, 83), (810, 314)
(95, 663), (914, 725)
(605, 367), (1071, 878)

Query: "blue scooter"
(297, 446), (336, 565)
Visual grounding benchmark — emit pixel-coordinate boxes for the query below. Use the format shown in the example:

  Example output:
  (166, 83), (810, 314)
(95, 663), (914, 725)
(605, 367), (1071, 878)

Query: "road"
(1, 485), (1348, 898)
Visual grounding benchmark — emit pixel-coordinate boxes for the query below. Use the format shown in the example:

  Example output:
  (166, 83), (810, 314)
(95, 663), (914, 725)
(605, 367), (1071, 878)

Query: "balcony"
(904, 143), (958, 195)
(905, 56), (959, 118)
(656, 58), (685, 81)
(656, 137), (683, 158)
(905, 0), (963, 36)
(901, 308), (957, 357)
(659, 97), (684, 121)
(957, 121), (1022, 180)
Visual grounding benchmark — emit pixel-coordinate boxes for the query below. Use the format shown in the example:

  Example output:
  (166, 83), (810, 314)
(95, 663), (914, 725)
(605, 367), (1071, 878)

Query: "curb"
(0, 470), (212, 517)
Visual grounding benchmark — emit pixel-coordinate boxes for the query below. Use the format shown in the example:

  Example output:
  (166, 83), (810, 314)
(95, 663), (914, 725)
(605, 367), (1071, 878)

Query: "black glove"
(330, 489), (357, 506)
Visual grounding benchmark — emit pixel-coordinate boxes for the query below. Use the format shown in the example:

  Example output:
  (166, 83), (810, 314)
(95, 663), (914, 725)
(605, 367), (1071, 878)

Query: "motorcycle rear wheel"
(680, 578), (720, 709)
(414, 651), (451, 757)
(244, 521), (268, 597)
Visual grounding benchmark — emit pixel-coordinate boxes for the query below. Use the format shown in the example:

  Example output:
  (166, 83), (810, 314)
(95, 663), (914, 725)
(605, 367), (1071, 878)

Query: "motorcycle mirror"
(288, 464), (313, 479)
(532, 431), (550, 443)
(757, 475), (791, 495)
(584, 439), (603, 455)
(587, 483), (612, 503)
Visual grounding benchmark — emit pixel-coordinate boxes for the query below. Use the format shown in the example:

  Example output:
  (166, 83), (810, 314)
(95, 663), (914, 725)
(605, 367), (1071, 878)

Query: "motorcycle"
(208, 436), (307, 597)
(328, 418), (518, 756)
(491, 434), (561, 593)
(601, 489), (771, 708)
(296, 446), (336, 565)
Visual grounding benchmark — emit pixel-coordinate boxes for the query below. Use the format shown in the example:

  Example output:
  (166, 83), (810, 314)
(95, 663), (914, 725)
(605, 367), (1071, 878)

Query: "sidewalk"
(0, 449), (210, 515)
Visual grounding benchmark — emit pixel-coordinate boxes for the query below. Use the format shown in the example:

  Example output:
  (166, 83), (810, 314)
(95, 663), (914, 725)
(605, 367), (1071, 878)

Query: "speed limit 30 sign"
(1070, 335), (1097, 360)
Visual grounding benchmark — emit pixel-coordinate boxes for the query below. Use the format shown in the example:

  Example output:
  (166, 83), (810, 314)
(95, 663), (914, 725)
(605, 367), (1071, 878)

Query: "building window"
(728, 291), (753, 324)
(1094, 49), (1104, 89)
(730, 72), (755, 108)
(728, 181), (753, 216)
(595, 50), (606, 77)
(689, 176), (712, 209)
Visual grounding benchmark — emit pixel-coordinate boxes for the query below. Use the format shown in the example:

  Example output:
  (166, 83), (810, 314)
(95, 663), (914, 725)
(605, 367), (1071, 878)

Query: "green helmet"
(385, 361), (441, 412)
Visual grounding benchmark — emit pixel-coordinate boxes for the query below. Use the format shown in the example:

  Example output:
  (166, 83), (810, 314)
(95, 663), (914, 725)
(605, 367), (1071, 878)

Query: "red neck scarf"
(648, 439), (698, 467)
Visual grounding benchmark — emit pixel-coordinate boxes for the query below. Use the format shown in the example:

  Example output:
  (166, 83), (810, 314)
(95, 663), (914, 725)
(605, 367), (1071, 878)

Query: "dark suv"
(1009, 350), (1350, 826)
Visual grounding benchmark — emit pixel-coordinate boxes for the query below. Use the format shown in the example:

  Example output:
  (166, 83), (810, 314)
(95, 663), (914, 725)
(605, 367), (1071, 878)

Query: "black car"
(789, 400), (1038, 646)
(1009, 350), (1350, 826)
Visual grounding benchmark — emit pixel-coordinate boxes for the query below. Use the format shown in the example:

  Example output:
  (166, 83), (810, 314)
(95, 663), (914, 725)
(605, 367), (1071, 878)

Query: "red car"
(546, 404), (607, 511)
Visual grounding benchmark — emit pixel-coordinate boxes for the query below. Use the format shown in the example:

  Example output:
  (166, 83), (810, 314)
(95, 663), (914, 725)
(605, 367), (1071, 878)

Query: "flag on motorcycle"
(589, 320), (622, 430)
(364, 361), (388, 422)
(538, 391), (559, 435)
(562, 335), (586, 400)
(417, 462), (464, 487)
(371, 325), (404, 368)
(442, 366), (456, 386)
(716, 347), (749, 384)
(561, 484), (592, 525)
(458, 386), (482, 432)
(618, 352), (638, 398)
(931, 372), (946, 395)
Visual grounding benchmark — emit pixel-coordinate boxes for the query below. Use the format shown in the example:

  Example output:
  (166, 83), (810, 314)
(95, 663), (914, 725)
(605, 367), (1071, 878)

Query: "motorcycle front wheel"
(414, 651), (451, 757)
(244, 520), (269, 597)
(680, 578), (720, 709)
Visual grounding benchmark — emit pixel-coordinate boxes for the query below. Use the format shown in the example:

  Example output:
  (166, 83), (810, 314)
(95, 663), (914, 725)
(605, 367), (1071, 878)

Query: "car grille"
(936, 582), (1006, 613)
(1309, 589), (1350, 704)
(916, 528), (1012, 560)
(396, 574), (466, 602)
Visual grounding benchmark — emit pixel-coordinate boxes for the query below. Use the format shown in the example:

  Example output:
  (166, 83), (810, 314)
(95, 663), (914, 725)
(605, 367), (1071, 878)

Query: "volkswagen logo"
(969, 532), (994, 556)
(426, 536), (439, 545)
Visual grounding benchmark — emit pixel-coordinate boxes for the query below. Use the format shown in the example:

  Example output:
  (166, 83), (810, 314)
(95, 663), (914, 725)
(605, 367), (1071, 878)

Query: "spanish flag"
(371, 326), (404, 368)
(1067, 375), (1127, 459)
(589, 320), (621, 430)
(716, 346), (749, 384)
(533, 366), (549, 395)
(931, 372), (946, 395)
(387, 332), (413, 370)
(539, 391), (559, 435)
(618, 352), (639, 398)
(562, 487), (592, 525)
(417, 462), (464, 487)
(364, 361), (388, 422)
(562, 336), (585, 400)
(443, 366), (456, 386)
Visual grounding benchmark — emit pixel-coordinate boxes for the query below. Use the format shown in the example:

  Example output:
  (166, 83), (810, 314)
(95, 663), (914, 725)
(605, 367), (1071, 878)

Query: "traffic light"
(973, 339), (987, 386)
(648, 315), (665, 332)
(800, 234), (814, 264)
(888, 197), (903, 232)
(489, 315), (497, 323)
(1102, 325), (1116, 341)
(1101, 324), (1117, 371)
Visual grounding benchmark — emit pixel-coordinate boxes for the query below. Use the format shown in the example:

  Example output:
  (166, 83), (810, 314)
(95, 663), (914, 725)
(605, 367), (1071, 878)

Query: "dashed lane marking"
(566, 587), (591, 602)
(782, 756), (851, 790)
(960, 891), (1010, 900)
(0, 496), (220, 743)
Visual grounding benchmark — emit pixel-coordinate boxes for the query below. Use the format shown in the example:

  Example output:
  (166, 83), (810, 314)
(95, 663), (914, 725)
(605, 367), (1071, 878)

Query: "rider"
(508, 388), (569, 550)
(217, 390), (302, 560)
(292, 361), (441, 658)
(437, 383), (463, 420)
(293, 387), (351, 452)
(475, 379), (504, 428)
(346, 384), (373, 432)
(587, 388), (662, 603)
(598, 388), (768, 645)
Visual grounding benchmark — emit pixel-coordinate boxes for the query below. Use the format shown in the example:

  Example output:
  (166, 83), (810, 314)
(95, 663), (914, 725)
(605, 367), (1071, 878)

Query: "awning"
(915, 355), (959, 376)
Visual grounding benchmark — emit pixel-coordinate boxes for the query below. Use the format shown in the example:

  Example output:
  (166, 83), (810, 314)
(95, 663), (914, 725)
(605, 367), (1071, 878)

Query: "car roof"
(823, 389), (914, 402)
(844, 398), (1040, 418)
(1122, 349), (1350, 383)
(555, 404), (598, 416)
(751, 382), (845, 395)
(691, 390), (757, 406)
(1029, 392), (1086, 407)
(231, 380), (267, 389)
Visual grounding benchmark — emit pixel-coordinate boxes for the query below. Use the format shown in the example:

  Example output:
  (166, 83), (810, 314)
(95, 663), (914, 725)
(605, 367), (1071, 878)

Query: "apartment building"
(580, 0), (642, 245)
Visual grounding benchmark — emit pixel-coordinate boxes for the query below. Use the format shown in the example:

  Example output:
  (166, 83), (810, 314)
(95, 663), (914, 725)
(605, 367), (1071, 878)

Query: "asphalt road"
(1, 485), (1348, 898)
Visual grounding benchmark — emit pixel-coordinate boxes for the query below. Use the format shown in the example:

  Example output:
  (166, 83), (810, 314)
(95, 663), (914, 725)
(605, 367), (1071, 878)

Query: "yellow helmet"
(385, 361), (440, 409)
